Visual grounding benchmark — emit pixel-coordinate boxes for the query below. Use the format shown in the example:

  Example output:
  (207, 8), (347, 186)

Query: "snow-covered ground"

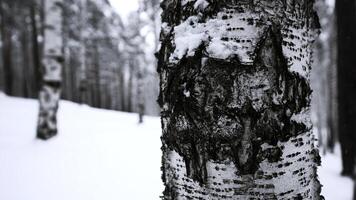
(0, 93), (353, 199)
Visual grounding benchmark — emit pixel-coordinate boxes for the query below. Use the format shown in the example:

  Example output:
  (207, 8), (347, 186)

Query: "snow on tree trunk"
(158, 0), (322, 199)
(37, 0), (63, 140)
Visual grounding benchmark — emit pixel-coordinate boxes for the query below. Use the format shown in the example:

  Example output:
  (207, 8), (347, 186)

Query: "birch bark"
(158, 0), (322, 199)
(37, 0), (63, 140)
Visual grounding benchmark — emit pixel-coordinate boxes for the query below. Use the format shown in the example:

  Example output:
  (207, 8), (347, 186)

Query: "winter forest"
(0, 0), (355, 199)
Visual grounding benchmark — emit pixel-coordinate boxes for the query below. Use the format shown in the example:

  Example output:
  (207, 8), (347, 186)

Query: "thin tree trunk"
(326, 15), (337, 153)
(354, 181), (356, 200)
(70, 48), (78, 102)
(137, 69), (144, 123)
(21, 19), (30, 98)
(37, 0), (63, 140)
(30, 1), (41, 95)
(93, 42), (101, 108)
(119, 69), (126, 111)
(0, 3), (2, 92)
(158, 1), (322, 199)
(127, 59), (134, 112)
(78, 0), (87, 104)
(0, 1), (14, 95)
(336, 0), (356, 177)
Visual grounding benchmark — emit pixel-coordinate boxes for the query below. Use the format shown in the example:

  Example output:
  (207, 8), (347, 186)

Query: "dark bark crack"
(161, 24), (312, 184)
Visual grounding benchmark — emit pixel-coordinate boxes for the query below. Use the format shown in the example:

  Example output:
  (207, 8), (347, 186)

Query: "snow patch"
(161, 22), (171, 36)
(170, 10), (264, 64)
(0, 95), (163, 200)
(0, 95), (352, 200)
(291, 108), (312, 129)
(207, 38), (239, 60)
(194, 0), (209, 11)
(181, 0), (194, 6)
(171, 17), (208, 61)
(183, 90), (191, 97)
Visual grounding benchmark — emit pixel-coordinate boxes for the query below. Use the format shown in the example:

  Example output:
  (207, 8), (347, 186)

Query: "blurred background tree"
(336, 0), (356, 178)
(312, 0), (337, 154)
(0, 0), (160, 117)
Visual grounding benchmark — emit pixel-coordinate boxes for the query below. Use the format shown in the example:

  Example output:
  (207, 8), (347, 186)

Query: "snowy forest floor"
(0, 93), (353, 200)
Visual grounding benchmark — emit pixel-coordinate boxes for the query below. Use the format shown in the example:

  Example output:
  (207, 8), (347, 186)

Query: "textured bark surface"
(37, 0), (63, 140)
(158, 0), (322, 199)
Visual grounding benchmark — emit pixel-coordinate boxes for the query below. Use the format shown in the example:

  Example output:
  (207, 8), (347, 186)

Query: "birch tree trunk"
(37, 0), (63, 140)
(158, 0), (322, 199)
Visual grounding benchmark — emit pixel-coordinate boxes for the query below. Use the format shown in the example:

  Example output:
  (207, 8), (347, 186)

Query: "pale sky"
(109, 0), (139, 20)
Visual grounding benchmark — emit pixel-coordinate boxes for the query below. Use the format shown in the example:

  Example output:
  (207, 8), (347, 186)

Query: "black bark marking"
(45, 81), (61, 89)
(161, 25), (312, 184)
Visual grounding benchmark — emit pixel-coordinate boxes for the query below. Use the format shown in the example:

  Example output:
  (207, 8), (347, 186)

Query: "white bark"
(37, 0), (63, 139)
(159, 0), (322, 199)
